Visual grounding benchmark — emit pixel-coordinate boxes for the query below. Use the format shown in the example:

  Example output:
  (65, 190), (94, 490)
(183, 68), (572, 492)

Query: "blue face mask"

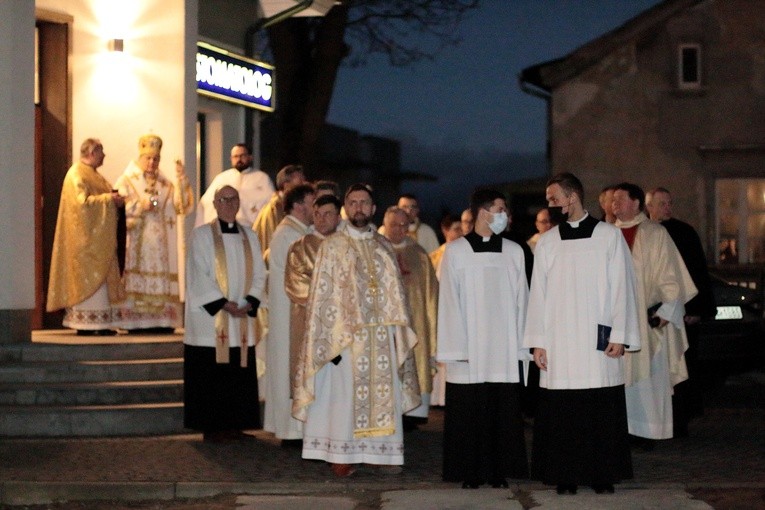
(487, 211), (508, 235)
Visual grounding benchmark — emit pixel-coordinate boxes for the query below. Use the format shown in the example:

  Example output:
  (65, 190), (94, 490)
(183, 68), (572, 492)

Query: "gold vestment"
(253, 192), (284, 260)
(285, 232), (324, 397)
(429, 243), (446, 276)
(47, 162), (124, 311)
(293, 226), (420, 438)
(392, 238), (438, 393)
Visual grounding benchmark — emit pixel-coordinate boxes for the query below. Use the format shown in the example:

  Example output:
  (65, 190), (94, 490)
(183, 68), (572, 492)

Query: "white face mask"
(487, 210), (508, 235)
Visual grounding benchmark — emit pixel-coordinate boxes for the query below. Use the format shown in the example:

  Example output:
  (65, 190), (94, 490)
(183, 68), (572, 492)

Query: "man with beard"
(293, 184), (420, 477)
(195, 143), (274, 227)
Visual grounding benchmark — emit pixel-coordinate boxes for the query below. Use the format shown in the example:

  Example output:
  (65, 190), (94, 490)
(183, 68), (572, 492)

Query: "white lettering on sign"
(196, 53), (272, 101)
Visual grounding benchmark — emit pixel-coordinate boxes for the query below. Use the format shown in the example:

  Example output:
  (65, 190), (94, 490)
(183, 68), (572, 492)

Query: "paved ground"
(0, 368), (762, 509)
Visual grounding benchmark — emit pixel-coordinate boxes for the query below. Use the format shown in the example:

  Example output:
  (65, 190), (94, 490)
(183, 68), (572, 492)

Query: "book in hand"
(597, 324), (612, 351)
(647, 302), (662, 328)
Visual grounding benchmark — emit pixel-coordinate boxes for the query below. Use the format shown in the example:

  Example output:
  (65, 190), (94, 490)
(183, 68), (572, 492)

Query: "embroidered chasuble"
(114, 160), (193, 327)
(253, 192), (285, 258)
(48, 161), (124, 311)
(429, 243), (446, 279)
(391, 238), (438, 394)
(285, 232), (325, 394)
(293, 224), (420, 438)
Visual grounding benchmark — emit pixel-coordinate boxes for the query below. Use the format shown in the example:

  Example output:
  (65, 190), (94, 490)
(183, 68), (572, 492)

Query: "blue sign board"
(196, 42), (275, 112)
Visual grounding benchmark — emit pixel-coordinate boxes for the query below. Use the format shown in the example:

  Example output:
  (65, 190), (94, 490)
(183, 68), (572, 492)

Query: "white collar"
(615, 211), (648, 229)
(344, 222), (374, 240)
(566, 211), (590, 228)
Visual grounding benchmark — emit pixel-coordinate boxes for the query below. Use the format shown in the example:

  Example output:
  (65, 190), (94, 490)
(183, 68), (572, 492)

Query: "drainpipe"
(244, 1), (315, 151)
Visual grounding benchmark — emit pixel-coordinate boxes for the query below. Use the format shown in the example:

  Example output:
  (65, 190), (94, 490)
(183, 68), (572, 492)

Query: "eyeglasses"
(216, 196), (239, 204)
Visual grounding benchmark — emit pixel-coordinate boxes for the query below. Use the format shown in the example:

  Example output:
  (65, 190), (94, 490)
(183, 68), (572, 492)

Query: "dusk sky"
(326, 0), (662, 219)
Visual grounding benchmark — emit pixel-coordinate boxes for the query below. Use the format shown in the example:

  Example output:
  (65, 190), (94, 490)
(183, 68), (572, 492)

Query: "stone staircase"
(0, 330), (186, 437)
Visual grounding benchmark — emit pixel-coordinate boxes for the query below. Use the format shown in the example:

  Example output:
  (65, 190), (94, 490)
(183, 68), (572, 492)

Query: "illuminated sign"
(196, 42), (275, 112)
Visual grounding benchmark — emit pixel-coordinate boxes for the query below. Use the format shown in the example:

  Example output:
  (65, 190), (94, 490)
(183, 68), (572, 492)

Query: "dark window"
(679, 44), (701, 88)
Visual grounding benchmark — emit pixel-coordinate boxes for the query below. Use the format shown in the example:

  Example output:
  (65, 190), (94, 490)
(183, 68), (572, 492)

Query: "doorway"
(35, 13), (72, 329)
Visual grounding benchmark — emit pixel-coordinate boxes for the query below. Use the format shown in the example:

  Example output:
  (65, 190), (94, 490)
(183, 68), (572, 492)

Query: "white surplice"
(263, 215), (309, 440)
(184, 223), (266, 348)
(436, 236), (529, 383)
(523, 217), (641, 389)
(195, 167), (274, 227)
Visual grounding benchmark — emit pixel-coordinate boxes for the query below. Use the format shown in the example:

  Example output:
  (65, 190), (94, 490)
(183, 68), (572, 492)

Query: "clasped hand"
(222, 300), (251, 318)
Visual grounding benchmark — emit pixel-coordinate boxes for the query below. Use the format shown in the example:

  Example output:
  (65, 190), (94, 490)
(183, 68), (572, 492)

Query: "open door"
(35, 15), (72, 329)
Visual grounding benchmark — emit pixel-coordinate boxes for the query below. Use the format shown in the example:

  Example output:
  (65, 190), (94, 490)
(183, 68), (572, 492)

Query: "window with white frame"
(678, 43), (702, 89)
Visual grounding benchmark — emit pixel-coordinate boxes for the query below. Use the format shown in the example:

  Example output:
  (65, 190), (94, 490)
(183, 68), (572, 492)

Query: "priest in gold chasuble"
(293, 184), (420, 476)
(47, 138), (125, 334)
(285, 195), (343, 399)
(383, 207), (438, 427)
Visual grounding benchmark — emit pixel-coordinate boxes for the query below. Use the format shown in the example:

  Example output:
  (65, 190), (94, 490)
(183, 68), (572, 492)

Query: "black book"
(597, 324), (611, 351)
(647, 302), (662, 328)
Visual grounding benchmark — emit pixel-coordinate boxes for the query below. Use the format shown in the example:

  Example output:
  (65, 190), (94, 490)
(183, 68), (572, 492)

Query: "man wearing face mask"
(437, 188), (530, 489)
(524, 173), (640, 495)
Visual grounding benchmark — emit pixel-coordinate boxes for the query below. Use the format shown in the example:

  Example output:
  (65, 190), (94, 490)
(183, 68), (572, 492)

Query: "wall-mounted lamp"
(108, 39), (124, 52)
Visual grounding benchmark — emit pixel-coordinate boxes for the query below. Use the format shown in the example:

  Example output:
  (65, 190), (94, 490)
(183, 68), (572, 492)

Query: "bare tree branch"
(342, 0), (480, 67)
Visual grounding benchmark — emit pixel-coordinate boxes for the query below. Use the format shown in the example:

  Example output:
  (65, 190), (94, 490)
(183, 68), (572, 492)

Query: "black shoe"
(556, 484), (577, 495)
(402, 416), (419, 432)
(280, 439), (303, 449)
(203, 430), (231, 443)
(592, 484), (615, 494)
(629, 435), (656, 451)
(462, 480), (481, 489)
(490, 478), (508, 488)
(77, 329), (117, 336)
(127, 327), (176, 335)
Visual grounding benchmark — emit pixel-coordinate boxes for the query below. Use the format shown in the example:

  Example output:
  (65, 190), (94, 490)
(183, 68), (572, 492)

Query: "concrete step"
(0, 331), (188, 437)
(0, 341), (183, 363)
(0, 358), (183, 383)
(0, 402), (186, 437)
(0, 335), (183, 363)
(0, 379), (183, 406)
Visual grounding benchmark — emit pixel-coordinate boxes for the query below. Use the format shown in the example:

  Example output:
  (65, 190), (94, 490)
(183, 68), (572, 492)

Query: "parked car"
(697, 274), (764, 363)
